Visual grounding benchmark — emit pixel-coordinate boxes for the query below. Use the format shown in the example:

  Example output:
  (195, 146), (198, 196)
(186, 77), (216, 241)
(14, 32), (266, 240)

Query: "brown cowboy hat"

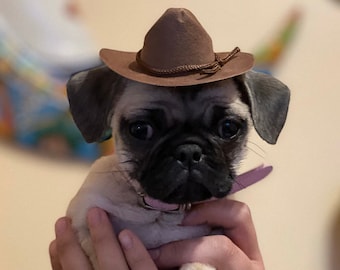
(100, 8), (254, 87)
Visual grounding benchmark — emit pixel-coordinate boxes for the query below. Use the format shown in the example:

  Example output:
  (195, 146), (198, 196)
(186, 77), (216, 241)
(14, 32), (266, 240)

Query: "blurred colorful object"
(0, 5), (300, 161)
(254, 9), (301, 73)
(0, 0), (111, 161)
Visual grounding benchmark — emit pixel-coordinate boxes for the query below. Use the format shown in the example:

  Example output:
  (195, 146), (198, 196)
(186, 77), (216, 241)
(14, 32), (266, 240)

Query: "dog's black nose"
(174, 144), (202, 167)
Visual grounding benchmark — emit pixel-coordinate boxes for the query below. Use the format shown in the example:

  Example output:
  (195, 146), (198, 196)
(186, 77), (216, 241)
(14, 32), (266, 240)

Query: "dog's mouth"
(137, 171), (230, 212)
(161, 180), (218, 204)
(140, 167), (233, 205)
(174, 181), (211, 197)
(140, 195), (191, 212)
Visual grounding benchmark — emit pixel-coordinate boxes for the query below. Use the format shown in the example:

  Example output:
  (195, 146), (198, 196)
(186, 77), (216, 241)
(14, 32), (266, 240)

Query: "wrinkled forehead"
(112, 79), (251, 128)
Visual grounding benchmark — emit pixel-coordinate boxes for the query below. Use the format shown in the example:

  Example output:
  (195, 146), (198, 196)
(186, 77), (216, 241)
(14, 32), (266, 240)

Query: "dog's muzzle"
(138, 137), (233, 204)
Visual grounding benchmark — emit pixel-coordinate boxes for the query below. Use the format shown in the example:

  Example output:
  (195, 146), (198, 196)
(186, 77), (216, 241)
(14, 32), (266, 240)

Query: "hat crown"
(99, 8), (254, 86)
(140, 8), (215, 70)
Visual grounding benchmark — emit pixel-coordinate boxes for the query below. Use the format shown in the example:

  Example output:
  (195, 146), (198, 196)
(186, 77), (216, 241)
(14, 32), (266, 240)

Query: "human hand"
(49, 208), (157, 270)
(149, 199), (265, 270)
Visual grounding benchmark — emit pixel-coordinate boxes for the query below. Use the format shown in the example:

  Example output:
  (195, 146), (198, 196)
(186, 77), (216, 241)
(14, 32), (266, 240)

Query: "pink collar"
(140, 164), (273, 212)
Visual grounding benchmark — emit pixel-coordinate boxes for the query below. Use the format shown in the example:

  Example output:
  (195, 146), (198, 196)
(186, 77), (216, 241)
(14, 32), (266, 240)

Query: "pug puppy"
(66, 65), (290, 270)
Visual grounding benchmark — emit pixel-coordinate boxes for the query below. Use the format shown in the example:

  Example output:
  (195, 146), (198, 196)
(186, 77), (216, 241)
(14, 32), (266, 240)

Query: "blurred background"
(1, 0), (339, 269)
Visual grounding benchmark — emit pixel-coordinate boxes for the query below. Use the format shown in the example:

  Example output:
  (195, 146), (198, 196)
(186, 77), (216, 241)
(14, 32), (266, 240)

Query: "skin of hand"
(49, 208), (157, 270)
(149, 199), (265, 270)
(49, 199), (264, 270)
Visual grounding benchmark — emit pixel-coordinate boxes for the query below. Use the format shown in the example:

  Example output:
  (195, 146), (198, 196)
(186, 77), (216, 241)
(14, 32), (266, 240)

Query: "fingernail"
(55, 217), (68, 235)
(87, 208), (103, 227)
(148, 248), (160, 260)
(118, 230), (133, 250)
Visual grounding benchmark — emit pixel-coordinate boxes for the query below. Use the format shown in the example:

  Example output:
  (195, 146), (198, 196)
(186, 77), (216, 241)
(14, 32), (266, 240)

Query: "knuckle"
(234, 202), (252, 224)
(49, 240), (57, 256)
(212, 235), (236, 256)
(205, 235), (240, 266)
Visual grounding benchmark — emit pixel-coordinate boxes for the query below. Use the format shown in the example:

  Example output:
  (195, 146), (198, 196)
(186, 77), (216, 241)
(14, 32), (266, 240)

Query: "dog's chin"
(162, 184), (231, 204)
(159, 182), (214, 204)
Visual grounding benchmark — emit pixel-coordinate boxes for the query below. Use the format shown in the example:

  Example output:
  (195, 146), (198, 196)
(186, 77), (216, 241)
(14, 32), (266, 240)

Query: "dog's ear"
(236, 70), (290, 144)
(67, 65), (125, 143)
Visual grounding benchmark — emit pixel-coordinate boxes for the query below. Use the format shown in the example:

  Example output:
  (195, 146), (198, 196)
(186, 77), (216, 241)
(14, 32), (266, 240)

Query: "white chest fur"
(67, 155), (211, 250)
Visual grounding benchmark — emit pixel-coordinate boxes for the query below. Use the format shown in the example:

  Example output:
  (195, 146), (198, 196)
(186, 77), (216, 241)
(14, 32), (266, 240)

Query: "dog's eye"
(129, 121), (154, 140)
(218, 119), (241, 139)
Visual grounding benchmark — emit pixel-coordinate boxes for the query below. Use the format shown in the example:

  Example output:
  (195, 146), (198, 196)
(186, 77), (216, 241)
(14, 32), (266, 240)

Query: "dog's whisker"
(247, 141), (267, 155)
(117, 151), (140, 166)
(247, 147), (265, 159)
(246, 145), (266, 159)
(120, 159), (138, 165)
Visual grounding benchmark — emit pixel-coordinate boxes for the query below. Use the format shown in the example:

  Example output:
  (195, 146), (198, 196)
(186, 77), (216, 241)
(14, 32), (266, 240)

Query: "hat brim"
(100, 48), (254, 87)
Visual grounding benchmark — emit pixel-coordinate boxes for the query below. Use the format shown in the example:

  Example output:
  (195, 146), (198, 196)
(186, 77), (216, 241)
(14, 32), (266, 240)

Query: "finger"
(150, 235), (254, 270)
(118, 230), (157, 270)
(87, 208), (129, 270)
(49, 240), (62, 270)
(55, 217), (92, 270)
(183, 199), (262, 262)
